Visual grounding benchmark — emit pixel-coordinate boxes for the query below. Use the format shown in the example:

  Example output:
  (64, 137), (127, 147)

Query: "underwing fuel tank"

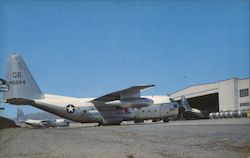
(106, 98), (154, 108)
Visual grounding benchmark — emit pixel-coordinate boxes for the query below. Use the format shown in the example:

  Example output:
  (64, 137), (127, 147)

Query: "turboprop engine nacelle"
(106, 98), (154, 108)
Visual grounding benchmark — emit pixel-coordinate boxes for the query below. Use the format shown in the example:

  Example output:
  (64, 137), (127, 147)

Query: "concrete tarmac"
(0, 118), (249, 158)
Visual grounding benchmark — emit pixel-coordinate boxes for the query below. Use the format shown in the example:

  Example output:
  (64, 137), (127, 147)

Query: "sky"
(0, 0), (249, 118)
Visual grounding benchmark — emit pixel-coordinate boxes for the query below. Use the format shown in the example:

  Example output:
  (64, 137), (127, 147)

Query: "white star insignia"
(66, 104), (75, 113)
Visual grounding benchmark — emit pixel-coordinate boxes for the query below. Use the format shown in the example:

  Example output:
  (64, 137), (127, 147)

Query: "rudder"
(181, 96), (192, 112)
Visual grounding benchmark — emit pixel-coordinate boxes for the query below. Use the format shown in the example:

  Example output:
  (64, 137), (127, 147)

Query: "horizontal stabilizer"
(0, 79), (10, 92)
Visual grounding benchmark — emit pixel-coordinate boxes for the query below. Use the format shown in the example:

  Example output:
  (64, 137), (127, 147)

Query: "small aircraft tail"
(16, 108), (27, 122)
(3, 54), (44, 103)
(181, 96), (192, 112)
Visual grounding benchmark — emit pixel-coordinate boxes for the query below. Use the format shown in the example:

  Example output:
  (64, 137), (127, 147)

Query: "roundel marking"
(66, 104), (75, 113)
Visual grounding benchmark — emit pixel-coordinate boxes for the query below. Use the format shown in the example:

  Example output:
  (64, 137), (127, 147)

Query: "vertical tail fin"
(181, 96), (192, 112)
(16, 108), (26, 122)
(3, 54), (43, 101)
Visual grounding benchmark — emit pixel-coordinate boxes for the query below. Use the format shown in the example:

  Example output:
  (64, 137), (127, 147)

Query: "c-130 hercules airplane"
(2, 54), (179, 125)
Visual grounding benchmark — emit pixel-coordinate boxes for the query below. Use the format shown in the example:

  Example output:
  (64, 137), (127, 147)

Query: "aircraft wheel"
(152, 119), (158, 122)
(97, 122), (103, 126)
(163, 118), (169, 123)
(134, 120), (144, 123)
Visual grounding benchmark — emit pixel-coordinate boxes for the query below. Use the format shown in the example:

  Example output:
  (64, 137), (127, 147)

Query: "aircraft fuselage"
(8, 94), (179, 125)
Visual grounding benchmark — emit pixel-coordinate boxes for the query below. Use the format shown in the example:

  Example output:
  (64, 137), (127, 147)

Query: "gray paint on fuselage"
(30, 97), (178, 124)
(136, 103), (179, 120)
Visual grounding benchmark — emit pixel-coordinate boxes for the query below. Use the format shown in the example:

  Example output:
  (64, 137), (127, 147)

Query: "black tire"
(163, 118), (169, 123)
(134, 120), (144, 123)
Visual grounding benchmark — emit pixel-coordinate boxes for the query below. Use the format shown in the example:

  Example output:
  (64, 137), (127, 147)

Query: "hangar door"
(187, 93), (219, 113)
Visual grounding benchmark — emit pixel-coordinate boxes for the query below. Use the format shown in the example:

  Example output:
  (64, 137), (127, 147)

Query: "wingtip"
(146, 84), (155, 88)
(136, 84), (155, 87)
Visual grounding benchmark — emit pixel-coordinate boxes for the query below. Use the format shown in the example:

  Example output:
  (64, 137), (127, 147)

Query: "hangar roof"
(170, 77), (248, 100)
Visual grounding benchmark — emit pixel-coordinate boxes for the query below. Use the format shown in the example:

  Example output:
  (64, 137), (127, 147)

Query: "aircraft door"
(81, 108), (88, 122)
(160, 103), (170, 117)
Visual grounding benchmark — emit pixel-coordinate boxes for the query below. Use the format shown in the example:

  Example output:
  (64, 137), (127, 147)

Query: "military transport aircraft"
(2, 54), (179, 125)
(16, 108), (69, 128)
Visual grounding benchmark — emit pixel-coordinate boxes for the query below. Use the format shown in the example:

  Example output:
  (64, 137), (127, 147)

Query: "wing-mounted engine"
(106, 97), (153, 108)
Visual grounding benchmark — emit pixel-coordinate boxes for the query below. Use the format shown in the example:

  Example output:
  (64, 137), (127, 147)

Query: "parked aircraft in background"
(16, 108), (69, 128)
(181, 96), (209, 119)
(2, 54), (179, 125)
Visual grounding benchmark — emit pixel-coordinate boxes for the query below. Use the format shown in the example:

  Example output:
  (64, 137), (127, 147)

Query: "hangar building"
(170, 78), (250, 113)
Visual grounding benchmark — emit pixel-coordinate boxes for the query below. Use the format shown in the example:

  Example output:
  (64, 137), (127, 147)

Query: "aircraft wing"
(92, 84), (155, 102)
